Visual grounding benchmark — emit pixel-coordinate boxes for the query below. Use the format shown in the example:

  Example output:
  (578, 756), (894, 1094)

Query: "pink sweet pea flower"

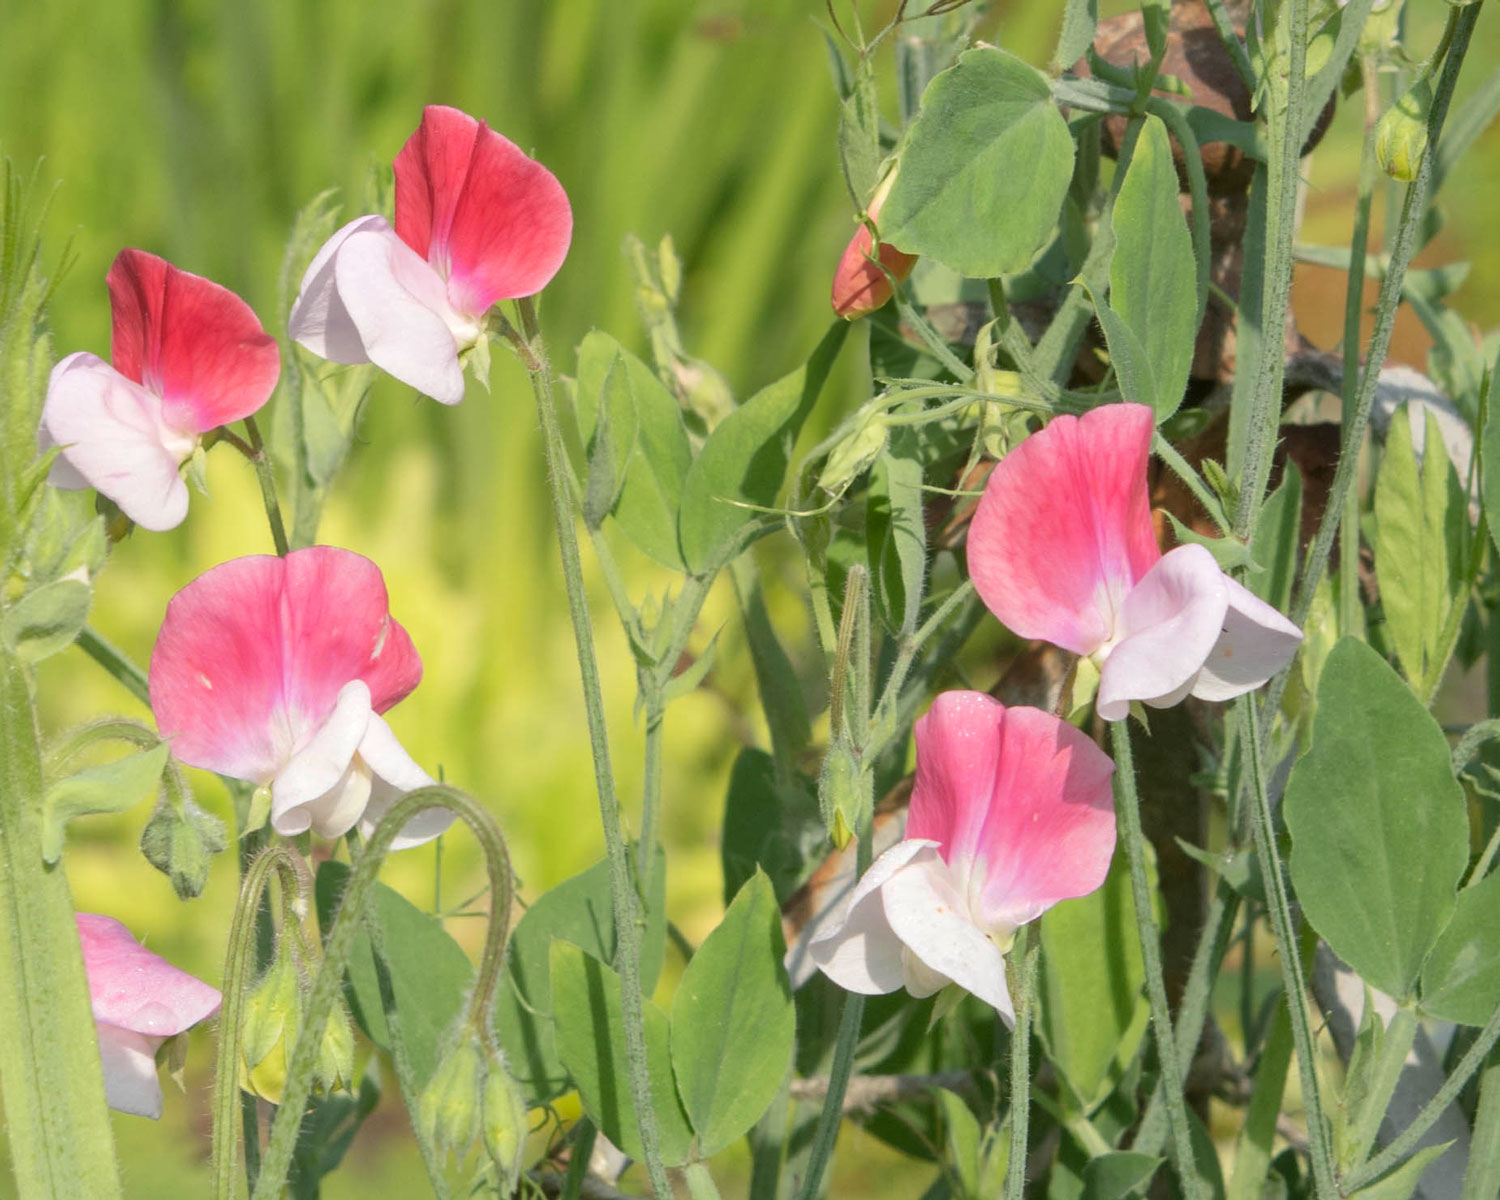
(39, 249), (280, 532)
(76, 913), (221, 1119)
(149, 546), (451, 848)
(830, 175), (919, 320)
(288, 104), (572, 405)
(967, 404), (1303, 721)
(810, 691), (1116, 1023)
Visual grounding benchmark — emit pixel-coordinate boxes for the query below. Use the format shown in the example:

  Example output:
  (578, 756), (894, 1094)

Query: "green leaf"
(1284, 638), (1470, 1000)
(1104, 115), (1197, 421)
(575, 332), (693, 569)
(549, 939), (695, 1166)
(41, 740), (169, 864)
(1, 577), (91, 662)
(720, 748), (822, 907)
(678, 323), (847, 573)
(881, 48), (1074, 278)
(670, 871), (795, 1156)
(868, 432), (928, 636)
(314, 861), (471, 1089)
(1376, 406), (1468, 692)
(494, 847), (667, 1101)
(1037, 854), (1149, 1110)
(1053, 0), (1099, 71)
(1081, 1152), (1162, 1200)
(1420, 868), (1500, 1025)
(1251, 464), (1304, 611)
(1348, 1142), (1453, 1200)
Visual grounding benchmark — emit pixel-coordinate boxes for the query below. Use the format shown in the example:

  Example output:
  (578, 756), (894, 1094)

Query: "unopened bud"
(239, 955), (302, 1104)
(831, 172), (919, 320)
(1376, 78), (1433, 183)
(419, 1039), (483, 1159)
(140, 792), (228, 900)
(818, 418), (889, 496)
(481, 1062), (529, 1192)
(315, 1003), (355, 1095)
(819, 738), (863, 850)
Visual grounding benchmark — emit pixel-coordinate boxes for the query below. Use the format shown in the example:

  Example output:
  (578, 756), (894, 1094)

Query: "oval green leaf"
(1420, 868), (1500, 1025)
(1285, 638), (1470, 1001)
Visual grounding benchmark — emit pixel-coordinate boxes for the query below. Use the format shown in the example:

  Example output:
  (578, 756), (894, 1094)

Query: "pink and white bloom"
(77, 913), (221, 1119)
(149, 546), (451, 848)
(39, 249), (280, 531)
(810, 691), (1116, 1023)
(288, 104), (572, 405)
(967, 404), (1303, 722)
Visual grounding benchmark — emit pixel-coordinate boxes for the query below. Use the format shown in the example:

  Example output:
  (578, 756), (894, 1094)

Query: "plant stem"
(684, 1162), (725, 1200)
(796, 991), (865, 1200)
(1343, 998), (1500, 1194)
(1003, 928), (1037, 1200)
(516, 296), (671, 1200)
(560, 1119), (598, 1200)
(1235, 0), (1309, 538)
(77, 625), (150, 706)
(224, 417), (289, 556)
(1109, 720), (1203, 1200)
(1237, 701), (1337, 1200)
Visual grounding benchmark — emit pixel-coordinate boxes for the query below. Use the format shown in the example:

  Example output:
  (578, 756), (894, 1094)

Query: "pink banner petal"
(107, 248), (279, 434)
(969, 404), (1160, 655)
(76, 914), (221, 1038)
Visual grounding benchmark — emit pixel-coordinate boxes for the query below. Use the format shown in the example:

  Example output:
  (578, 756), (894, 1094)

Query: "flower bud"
(817, 418), (889, 496)
(239, 954), (302, 1104)
(140, 792), (228, 900)
(418, 1038), (483, 1159)
(819, 738), (863, 850)
(314, 1003), (356, 1095)
(481, 1061), (529, 1192)
(1376, 78), (1433, 183)
(831, 173), (919, 320)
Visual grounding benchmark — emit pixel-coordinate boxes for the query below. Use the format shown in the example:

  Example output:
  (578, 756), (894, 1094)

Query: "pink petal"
(96, 1025), (165, 1119)
(881, 853), (1015, 1023)
(394, 105), (573, 313)
(106, 248), (280, 434)
(830, 223), (919, 320)
(150, 547), (423, 783)
(808, 839), (933, 996)
(332, 224), (469, 404)
(40, 352), (192, 531)
(76, 914), (221, 1038)
(968, 404), (1161, 655)
(355, 714), (449, 849)
(271, 680), (373, 838)
(908, 694), (1116, 933)
(1190, 576), (1303, 702)
(1096, 543), (1229, 722)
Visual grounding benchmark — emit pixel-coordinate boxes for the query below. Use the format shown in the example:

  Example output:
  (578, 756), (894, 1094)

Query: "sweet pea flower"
(810, 691), (1116, 1023)
(830, 172), (919, 320)
(288, 104), (572, 405)
(39, 249), (280, 531)
(149, 546), (451, 848)
(967, 404), (1303, 722)
(76, 913), (222, 1119)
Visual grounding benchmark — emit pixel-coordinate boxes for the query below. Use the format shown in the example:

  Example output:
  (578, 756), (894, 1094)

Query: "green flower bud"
(818, 738), (863, 850)
(239, 954), (302, 1104)
(314, 1003), (356, 1095)
(817, 418), (889, 497)
(418, 1039), (483, 1160)
(1376, 78), (1433, 183)
(140, 791), (228, 900)
(480, 1061), (529, 1193)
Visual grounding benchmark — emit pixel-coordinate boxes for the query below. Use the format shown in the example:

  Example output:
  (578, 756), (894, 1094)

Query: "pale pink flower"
(810, 691), (1116, 1023)
(76, 914), (221, 1119)
(149, 546), (450, 848)
(39, 249), (280, 531)
(830, 176), (918, 320)
(289, 104), (572, 404)
(967, 404), (1303, 721)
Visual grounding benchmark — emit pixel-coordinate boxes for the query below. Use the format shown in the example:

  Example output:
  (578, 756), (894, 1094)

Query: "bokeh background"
(0, 0), (1495, 1194)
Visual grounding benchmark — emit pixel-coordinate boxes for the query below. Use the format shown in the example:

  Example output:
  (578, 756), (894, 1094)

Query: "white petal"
(1096, 543), (1229, 722)
(271, 680), (372, 837)
(332, 226), (468, 405)
(96, 1024), (164, 1119)
(1190, 575), (1303, 702)
(354, 714), (450, 850)
(881, 854), (1015, 1024)
(288, 214), (388, 364)
(40, 352), (192, 531)
(806, 839), (936, 996)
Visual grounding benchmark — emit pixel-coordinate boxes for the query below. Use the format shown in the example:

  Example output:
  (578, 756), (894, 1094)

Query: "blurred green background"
(1, 0), (1496, 1194)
